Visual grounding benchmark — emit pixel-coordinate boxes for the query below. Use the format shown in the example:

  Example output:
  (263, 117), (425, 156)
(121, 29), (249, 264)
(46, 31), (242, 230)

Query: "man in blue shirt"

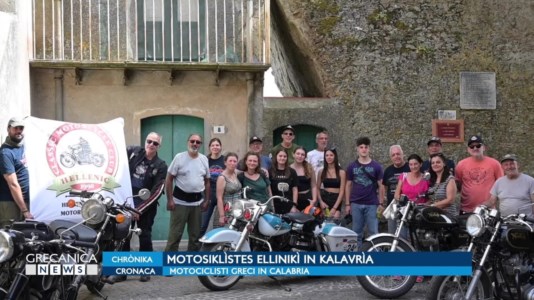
(0, 117), (31, 227)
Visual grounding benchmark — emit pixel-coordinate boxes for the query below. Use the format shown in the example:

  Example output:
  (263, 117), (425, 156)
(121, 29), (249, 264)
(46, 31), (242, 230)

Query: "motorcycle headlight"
(81, 198), (107, 224)
(466, 214), (485, 237)
(0, 231), (14, 263)
(232, 200), (245, 219)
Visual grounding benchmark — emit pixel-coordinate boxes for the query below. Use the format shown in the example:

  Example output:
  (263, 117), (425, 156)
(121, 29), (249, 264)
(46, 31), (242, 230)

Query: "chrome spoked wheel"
(198, 242), (241, 291)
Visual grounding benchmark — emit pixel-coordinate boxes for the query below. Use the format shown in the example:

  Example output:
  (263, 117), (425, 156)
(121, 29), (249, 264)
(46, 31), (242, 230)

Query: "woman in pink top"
(394, 154), (429, 204)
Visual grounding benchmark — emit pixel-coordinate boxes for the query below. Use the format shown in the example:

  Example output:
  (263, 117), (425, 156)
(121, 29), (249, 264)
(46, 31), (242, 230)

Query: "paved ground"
(77, 274), (431, 300)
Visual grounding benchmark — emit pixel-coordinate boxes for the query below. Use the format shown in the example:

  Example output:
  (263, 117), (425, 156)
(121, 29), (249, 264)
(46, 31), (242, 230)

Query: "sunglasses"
(283, 132), (294, 136)
(189, 140), (202, 145)
(468, 144), (482, 149)
(146, 139), (160, 146)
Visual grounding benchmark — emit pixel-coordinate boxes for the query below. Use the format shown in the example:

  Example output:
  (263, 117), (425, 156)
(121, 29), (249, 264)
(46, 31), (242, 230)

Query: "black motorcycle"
(0, 220), (95, 300)
(357, 194), (470, 299)
(428, 205), (534, 300)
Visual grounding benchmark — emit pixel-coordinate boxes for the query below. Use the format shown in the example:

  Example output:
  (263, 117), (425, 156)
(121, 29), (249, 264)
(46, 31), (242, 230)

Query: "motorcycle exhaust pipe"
(5, 273), (29, 300)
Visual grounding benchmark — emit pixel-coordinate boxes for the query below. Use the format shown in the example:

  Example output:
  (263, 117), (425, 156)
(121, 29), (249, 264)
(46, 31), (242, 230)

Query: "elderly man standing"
(486, 154), (534, 217)
(421, 136), (455, 174)
(108, 132), (167, 283)
(455, 135), (503, 214)
(165, 134), (210, 252)
(382, 145), (409, 233)
(307, 131), (329, 173)
(0, 117), (32, 227)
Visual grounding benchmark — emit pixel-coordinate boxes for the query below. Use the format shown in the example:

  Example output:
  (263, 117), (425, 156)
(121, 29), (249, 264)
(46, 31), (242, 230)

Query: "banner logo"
(46, 123), (120, 195)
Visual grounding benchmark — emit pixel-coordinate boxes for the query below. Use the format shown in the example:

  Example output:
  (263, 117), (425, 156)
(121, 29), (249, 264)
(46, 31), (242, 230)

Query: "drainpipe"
(54, 69), (64, 120)
(246, 72), (264, 139)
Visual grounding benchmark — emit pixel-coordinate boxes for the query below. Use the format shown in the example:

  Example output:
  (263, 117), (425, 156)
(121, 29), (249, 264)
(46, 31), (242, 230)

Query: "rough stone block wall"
(268, 0), (534, 172)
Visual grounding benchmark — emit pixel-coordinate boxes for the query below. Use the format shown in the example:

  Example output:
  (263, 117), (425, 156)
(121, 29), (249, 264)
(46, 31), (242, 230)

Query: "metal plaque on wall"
(459, 72), (496, 109)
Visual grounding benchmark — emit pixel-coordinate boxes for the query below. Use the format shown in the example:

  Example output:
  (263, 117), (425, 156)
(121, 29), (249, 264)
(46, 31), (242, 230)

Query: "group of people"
(3, 117), (534, 284)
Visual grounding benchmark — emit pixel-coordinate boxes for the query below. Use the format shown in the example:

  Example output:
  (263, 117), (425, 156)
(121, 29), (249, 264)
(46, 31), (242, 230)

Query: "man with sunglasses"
(455, 135), (503, 214)
(108, 132), (167, 283)
(270, 125), (300, 164)
(165, 134), (210, 253)
(421, 136), (456, 175)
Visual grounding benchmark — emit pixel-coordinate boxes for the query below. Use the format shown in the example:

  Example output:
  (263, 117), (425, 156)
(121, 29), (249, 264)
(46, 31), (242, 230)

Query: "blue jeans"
(200, 188), (217, 236)
(351, 203), (378, 250)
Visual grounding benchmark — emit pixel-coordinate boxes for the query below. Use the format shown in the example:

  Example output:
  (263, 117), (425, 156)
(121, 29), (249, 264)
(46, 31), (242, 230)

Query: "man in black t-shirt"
(382, 145), (409, 233)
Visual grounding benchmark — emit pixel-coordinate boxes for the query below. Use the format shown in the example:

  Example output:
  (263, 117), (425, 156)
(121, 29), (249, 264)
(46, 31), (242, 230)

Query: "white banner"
(25, 117), (133, 224)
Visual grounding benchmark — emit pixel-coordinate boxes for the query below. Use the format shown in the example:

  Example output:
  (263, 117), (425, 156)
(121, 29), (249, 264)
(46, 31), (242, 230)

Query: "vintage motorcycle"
(357, 194), (470, 299)
(0, 189), (148, 300)
(197, 183), (359, 291)
(428, 205), (534, 300)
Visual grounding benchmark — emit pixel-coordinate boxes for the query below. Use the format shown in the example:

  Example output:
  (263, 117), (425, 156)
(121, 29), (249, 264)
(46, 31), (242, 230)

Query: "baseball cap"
(427, 136), (442, 146)
(500, 154), (517, 163)
(8, 117), (25, 128)
(283, 125), (295, 133)
(467, 135), (483, 146)
(249, 136), (263, 144)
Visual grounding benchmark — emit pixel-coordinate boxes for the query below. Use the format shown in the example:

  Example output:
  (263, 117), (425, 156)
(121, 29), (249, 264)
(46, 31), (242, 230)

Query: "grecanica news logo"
(25, 253), (99, 275)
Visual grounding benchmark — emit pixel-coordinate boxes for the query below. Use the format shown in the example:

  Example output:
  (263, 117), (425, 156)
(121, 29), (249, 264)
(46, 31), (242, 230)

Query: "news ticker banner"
(102, 252), (471, 277)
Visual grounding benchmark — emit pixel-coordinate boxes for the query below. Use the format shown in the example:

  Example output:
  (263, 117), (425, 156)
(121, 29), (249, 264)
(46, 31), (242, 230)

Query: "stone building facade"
(264, 0), (534, 172)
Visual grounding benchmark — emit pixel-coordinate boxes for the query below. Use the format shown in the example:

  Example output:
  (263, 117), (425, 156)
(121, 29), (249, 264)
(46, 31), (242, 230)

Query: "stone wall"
(268, 0), (534, 172)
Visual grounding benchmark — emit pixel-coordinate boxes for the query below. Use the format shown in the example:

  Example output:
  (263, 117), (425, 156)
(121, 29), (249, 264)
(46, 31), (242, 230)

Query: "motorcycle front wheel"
(198, 242), (242, 291)
(357, 236), (417, 299)
(427, 274), (491, 300)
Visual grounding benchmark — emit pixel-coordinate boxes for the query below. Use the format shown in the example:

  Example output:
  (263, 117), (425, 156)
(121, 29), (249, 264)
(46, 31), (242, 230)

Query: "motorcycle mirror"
(423, 172), (431, 181)
(138, 188), (151, 201)
(277, 182), (289, 192)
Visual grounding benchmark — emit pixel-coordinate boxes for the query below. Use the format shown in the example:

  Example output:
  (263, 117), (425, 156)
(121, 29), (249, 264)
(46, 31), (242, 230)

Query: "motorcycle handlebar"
(119, 203), (141, 215)
(71, 240), (97, 249)
(524, 216), (534, 224)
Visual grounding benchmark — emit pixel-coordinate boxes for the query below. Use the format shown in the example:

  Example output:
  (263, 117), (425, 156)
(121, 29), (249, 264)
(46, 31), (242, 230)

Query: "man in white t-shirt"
(307, 131), (329, 173)
(486, 154), (534, 217)
(164, 134), (210, 252)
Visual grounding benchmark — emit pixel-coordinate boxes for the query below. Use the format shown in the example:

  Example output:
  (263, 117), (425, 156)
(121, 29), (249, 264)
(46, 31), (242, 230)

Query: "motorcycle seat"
(283, 212), (315, 224)
(49, 220), (98, 243)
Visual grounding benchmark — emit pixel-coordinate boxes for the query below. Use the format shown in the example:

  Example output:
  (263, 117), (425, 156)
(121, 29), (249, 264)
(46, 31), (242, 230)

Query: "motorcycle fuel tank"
(416, 206), (457, 228)
(258, 213), (291, 236)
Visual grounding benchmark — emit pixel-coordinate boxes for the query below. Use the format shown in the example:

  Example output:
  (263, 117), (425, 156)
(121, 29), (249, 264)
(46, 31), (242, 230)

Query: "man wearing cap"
(307, 131), (329, 173)
(455, 135), (503, 214)
(485, 154), (534, 217)
(421, 136), (455, 174)
(239, 136), (271, 171)
(0, 117), (32, 227)
(270, 125), (300, 164)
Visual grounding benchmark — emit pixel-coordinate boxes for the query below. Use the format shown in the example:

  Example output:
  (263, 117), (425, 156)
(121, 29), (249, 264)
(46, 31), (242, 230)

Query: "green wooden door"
(141, 115), (204, 241)
(273, 125), (325, 153)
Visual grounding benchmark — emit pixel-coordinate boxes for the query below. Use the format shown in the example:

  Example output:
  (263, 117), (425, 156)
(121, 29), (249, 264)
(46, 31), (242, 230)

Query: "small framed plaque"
(432, 119), (464, 143)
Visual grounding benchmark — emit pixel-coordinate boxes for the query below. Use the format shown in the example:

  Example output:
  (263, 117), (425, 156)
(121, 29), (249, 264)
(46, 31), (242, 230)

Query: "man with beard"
(0, 117), (32, 227)
(165, 134), (210, 252)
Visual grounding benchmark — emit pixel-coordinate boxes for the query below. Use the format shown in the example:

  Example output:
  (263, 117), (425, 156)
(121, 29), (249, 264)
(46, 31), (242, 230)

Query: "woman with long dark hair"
(269, 149), (298, 213)
(316, 148), (346, 219)
(290, 147), (318, 211)
(428, 153), (458, 216)
(200, 138), (224, 236)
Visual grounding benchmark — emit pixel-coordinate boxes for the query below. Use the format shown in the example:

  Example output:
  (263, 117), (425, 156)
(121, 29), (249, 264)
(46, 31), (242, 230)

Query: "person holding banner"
(0, 117), (31, 227)
(107, 132), (168, 284)
(165, 134), (210, 252)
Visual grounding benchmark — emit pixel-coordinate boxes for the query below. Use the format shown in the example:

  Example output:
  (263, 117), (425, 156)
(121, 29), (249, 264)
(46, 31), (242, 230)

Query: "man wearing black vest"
(107, 132), (167, 283)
